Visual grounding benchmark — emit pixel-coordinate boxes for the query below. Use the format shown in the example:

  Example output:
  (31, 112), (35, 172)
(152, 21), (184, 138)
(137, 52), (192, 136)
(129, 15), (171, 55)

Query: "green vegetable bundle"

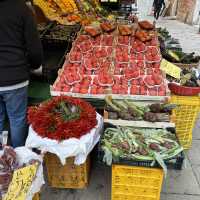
(105, 96), (176, 122)
(101, 127), (183, 170)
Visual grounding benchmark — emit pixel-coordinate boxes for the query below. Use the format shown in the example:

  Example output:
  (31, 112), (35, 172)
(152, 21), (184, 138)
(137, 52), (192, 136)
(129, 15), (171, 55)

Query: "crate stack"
(100, 96), (186, 200)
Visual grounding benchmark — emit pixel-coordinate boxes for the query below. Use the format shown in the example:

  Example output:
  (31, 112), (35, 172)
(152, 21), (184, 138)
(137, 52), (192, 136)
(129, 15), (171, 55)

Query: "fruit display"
(34, 0), (109, 25)
(105, 96), (176, 122)
(100, 21), (116, 33)
(138, 20), (154, 30)
(33, 0), (63, 22)
(84, 26), (101, 37)
(135, 30), (152, 42)
(100, 127), (183, 166)
(118, 25), (133, 36)
(53, 0), (78, 13)
(52, 20), (167, 97)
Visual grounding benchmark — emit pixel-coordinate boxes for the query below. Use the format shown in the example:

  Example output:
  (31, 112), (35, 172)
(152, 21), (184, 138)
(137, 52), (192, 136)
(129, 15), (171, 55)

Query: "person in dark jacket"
(153, 0), (165, 20)
(0, 0), (43, 147)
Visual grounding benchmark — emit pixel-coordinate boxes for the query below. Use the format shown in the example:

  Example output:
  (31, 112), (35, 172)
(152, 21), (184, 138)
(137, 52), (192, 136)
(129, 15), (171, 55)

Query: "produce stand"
(51, 22), (168, 100)
(22, 1), (200, 199)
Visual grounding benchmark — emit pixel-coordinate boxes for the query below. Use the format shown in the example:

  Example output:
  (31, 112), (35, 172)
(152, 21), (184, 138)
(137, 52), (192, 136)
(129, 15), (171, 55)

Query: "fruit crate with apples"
(111, 165), (164, 200)
(51, 21), (168, 101)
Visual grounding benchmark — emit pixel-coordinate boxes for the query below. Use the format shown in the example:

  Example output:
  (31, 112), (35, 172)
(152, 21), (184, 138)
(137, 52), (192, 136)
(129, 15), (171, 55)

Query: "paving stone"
(162, 159), (200, 195)
(187, 140), (200, 165)
(155, 19), (200, 54)
(161, 193), (200, 200)
(192, 166), (200, 186)
(193, 118), (200, 140)
(40, 165), (111, 200)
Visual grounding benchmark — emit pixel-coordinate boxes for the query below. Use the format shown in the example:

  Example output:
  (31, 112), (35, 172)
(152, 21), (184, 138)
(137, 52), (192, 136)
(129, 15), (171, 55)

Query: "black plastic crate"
(98, 123), (185, 170)
(42, 48), (66, 83)
(37, 22), (54, 39)
(98, 147), (185, 170)
(41, 23), (80, 49)
(101, 1), (120, 10)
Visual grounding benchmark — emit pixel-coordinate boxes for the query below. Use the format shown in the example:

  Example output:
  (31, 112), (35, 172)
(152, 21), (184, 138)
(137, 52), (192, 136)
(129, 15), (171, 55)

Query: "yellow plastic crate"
(45, 153), (90, 189)
(112, 165), (164, 200)
(170, 95), (200, 149)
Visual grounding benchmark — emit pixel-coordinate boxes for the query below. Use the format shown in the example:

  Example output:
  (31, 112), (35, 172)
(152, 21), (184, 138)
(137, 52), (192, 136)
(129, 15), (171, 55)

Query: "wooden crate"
(33, 193), (40, 200)
(45, 153), (90, 189)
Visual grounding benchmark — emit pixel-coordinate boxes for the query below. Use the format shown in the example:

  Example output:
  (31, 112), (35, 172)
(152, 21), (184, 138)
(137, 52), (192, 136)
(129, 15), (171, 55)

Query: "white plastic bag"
(14, 147), (44, 200)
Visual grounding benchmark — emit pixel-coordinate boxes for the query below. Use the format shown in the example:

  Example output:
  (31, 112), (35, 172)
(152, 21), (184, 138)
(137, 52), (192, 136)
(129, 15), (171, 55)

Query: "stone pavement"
(40, 19), (200, 200)
(156, 18), (200, 55)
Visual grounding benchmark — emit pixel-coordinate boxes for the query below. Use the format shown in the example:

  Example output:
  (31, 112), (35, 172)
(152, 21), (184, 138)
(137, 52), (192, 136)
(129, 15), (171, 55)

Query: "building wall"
(166, 0), (197, 24)
(176, 0), (197, 24)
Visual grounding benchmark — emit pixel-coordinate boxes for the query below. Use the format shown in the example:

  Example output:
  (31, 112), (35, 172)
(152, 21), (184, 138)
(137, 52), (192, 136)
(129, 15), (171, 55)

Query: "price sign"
(161, 59), (182, 79)
(3, 164), (38, 200)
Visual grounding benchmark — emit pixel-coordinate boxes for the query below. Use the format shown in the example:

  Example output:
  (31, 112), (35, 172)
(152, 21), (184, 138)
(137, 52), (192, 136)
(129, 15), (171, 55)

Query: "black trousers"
(154, 6), (162, 19)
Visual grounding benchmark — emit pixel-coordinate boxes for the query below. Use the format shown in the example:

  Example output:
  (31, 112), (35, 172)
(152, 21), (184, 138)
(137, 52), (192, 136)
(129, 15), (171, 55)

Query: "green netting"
(28, 80), (51, 105)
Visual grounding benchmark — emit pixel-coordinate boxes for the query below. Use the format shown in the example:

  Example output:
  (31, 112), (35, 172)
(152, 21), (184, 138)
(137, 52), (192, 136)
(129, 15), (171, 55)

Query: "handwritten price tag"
(3, 164), (38, 200)
(161, 59), (182, 79)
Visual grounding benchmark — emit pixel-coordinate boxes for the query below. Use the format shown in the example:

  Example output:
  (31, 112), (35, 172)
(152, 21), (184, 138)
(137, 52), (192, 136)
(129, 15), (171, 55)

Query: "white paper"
(25, 113), (103, 165)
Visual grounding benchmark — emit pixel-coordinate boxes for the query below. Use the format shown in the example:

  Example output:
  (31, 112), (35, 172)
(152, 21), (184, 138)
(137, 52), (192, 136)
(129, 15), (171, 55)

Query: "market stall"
(2, 1), (199, 200)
